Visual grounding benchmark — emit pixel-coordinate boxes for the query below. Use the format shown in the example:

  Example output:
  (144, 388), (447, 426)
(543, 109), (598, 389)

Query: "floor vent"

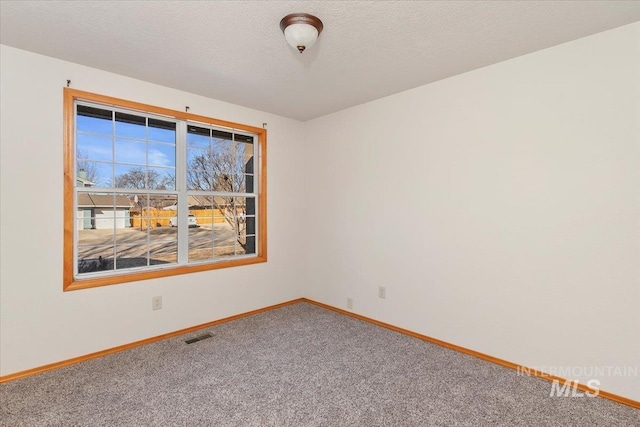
(185, 332), (213, 344)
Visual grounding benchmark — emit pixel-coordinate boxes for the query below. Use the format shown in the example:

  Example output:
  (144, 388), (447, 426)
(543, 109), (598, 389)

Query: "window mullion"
(176, 121), (189, 264)
(253, 135), (259, 250)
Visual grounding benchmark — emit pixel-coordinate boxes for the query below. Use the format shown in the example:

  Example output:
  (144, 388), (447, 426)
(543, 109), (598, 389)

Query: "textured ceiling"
(1, 1), (639, 121)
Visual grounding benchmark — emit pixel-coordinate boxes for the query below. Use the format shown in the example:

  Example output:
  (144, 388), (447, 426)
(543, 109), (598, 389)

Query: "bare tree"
(187, 142), (252, 248)
(76, 150), (99, 184)
(114, 168), (174, 190)
(113, 167), (175, 209)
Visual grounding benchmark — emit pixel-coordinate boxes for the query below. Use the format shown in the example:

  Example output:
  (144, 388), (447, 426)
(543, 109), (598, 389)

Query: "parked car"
(169, 214), (197, 228)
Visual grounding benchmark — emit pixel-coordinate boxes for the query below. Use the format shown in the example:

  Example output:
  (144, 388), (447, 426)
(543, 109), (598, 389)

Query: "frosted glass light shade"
(284, 24), (319, 52)
(280, 13), (324, 53)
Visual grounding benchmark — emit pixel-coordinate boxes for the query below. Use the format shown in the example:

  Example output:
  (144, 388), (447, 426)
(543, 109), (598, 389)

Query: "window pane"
(236, 174), (250, 193)
(115, 111), (146, 139)
(148, 194), (178, 225)
(235, 134), (253, 144)
(186, 173), (210, 191)
(211, 136), (233, 154)
(149, 223), (177, 243)
(189, 247), (214, 262)
(148, 142), (176, 168)
(244, 174), (255, 193)
(126, 193), (178, 263)
(150, 242), (177, 265)
(213, 198), (241, 253)
(76, 191), (119, 275)
(192, 206), (213, 228)
(114, 164), (147, 189)
(189, 226), (213, 262)
(186, 147), (211, 190)
(77, 105), (112, 135)
(213, 227), (234, 248)
(212, 129), (233, 141)
(237, 141), (254, 175)
(215, 173), (246, 193)
(212, 196), (233, 221)
(77, 134), (113, 162)
(241, 235), (256, 255)
(188, 200), (212, 262)
(244, 196), (257, 242)
(115, 244), (148, 270)
(115, 227), (146, 245)
(187, 125), (210, 148)
(76, 161), (112, 188)
(148, 167), (176, 190)
(115, 139), (146, 165)
(148, 119), (176, 144)
(185, 128), (256, 194)
(209, 138), (251, 192)
(110, 193), (138, 243)
(77, 245), (115, 274)
(187, 146), (208, 166)
(233, 197), (247, 217)
(185, 195), (256, 262)
(215, 245), (236, 258)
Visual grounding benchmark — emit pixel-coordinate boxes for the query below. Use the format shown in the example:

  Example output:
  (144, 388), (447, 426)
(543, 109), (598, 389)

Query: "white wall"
(0, 46), (306, 375)
(303, 22), (640, 401)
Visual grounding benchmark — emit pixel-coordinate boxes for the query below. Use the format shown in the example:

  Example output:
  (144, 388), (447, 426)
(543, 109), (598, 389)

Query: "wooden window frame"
(63, 89), (267, 291)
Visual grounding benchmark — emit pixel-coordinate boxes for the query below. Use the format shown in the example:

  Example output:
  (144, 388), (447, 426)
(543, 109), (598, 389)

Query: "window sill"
(63, 255), (267, 291)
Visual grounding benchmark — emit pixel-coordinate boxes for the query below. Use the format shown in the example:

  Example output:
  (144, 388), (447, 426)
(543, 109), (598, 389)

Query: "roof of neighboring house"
(78, 194), (132, 209)
(162, 195), (232, 210)
(76, 176), (96, 187)
(191, 195), (222, 208)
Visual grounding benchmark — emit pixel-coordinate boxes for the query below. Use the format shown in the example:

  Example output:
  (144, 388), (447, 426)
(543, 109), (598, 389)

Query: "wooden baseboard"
(300, 298), (640, 410)
(0, 298), (304, 383)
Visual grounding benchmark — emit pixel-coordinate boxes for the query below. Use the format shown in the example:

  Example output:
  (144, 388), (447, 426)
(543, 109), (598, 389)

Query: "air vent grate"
(185, 332), (213, 344)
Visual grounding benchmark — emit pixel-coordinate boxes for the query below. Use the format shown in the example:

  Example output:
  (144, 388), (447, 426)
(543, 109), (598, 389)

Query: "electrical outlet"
(378, 286), (386, 299)
(347, 298), (353, 309)
(152, 296), (162, 311)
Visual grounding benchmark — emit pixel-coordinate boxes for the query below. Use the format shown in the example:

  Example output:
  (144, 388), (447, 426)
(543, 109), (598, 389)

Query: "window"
(64, 89), (266, 290)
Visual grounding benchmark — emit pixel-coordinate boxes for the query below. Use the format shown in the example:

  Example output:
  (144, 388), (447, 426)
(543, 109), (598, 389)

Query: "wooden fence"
(129, 209), (227, 228)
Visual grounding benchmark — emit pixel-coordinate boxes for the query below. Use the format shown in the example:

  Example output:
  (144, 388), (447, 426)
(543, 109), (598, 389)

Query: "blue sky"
(77, 111), (176, 187)
(76, 108), (252, 189)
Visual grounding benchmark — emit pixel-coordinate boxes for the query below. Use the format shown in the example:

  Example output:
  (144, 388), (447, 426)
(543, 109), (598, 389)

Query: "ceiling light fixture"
(279, 13), (324, 53)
